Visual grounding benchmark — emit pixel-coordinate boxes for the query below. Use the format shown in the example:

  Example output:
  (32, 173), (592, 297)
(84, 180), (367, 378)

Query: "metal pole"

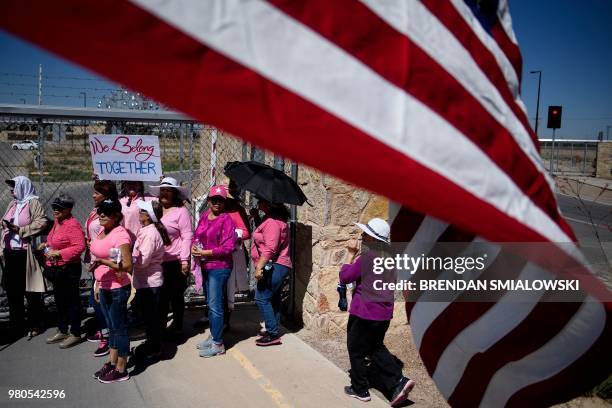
(241, 141), (248, 162)
(555, 137), (560, 173)
(188, 123), (194, 217)
(530, 70), (542, 136)
(179, 123), (184, 176)
(607, 126), (611, 140)
(273, 155), (284, 171)
(582, 143), (587, 174)
(570, 143), (574, 168)
(80, 92), (87, 108)
(288, 162), (298, 319)
(550, 129), (556, 173)
(37, 119), (44, 196)
(38, 64), (42, 105)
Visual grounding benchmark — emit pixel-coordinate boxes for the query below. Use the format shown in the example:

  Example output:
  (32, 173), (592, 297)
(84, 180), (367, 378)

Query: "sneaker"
(256, 329), (268, 339)
(199, 343), (226, 358)
(94, 340), (110, 357)
(92, 362), (114, 379)
(46, 332), (69, 344)
(255, 334), (282, 347)
(344, 386), (371, 402)
(59, 334), (81, 349)
(389, 377), (416, 407)
(98, 368), (130, 384)
(87, 331), (102, 343)
(196, 335), (213, 350)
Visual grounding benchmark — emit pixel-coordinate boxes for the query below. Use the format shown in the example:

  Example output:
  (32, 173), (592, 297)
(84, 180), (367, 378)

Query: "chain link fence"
(0, 105), (296, 318)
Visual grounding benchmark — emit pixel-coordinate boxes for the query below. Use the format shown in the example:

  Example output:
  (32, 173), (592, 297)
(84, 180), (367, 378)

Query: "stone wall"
(596, 141), (612, 180)
(294, 165), (407, 336)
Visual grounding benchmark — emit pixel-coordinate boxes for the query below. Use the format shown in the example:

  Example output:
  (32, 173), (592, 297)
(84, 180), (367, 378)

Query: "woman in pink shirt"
(150, 177), (193, 339)
(90, 199), (133, 384)
(192, 185), (236, 358)
(132, 200), (170, 359)
(119, 180), (154, 243)
(251, 199), (292, 347)
(85, 179), (119, 357)
(39, 194), (86, 349)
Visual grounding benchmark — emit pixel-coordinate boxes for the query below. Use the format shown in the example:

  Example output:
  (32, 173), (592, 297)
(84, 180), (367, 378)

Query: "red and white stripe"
(2, 0), (610, 406)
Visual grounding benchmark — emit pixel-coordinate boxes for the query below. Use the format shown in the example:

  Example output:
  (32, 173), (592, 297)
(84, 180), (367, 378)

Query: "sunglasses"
(209, 197), (225, 204)
(51, 206), (68, 211)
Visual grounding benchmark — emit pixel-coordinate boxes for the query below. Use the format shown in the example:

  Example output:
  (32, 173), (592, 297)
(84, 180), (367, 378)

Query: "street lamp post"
(530, 70), (542, 137)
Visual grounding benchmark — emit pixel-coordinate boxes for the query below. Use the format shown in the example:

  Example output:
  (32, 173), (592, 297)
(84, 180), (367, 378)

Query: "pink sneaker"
(94, 339), (110, 357)
(87, 331), (102, 343)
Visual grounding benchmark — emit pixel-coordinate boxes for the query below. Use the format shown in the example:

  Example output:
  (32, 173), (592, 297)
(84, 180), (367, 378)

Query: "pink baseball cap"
(208, 185), (228, 199)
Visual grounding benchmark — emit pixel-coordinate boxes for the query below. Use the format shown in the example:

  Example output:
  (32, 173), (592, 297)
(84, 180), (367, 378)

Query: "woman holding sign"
(150, 177), (193, 340)
(90, 199), (133, 384)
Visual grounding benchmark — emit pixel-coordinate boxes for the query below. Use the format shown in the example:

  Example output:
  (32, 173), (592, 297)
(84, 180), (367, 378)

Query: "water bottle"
(109, 247), (121, 264)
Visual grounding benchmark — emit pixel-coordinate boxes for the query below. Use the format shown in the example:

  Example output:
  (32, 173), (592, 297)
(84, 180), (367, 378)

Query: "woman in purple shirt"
(192, 185), (236, 358)
(340, 218), (415, 406)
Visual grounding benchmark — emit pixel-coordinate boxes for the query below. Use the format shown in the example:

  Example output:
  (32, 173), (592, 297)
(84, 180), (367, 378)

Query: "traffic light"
(547, 106), (562, 129)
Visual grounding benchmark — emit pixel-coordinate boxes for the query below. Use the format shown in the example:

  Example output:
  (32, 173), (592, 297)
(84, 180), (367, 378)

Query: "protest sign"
(89, 134), (162, 181)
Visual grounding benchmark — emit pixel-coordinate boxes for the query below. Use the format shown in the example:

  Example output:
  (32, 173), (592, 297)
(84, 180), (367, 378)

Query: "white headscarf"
(5, 176), (38, 249)
(10, 176), (38, 225)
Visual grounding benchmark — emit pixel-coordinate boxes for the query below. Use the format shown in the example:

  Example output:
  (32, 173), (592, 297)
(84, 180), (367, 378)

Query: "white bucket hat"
(137, 200), (158, 223)
(354, 218), (390, 243)
(149, 177), (190, 200)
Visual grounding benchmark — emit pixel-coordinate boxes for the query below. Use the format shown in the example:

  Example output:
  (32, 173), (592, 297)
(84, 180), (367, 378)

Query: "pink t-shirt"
(120, 195), (154, 243)
(251, 217), (292, 268)
(90, 226), (132, 290)
(85, 208), (101, 243)
(161, 206), (193, 263)
(132, 224), (165, 289)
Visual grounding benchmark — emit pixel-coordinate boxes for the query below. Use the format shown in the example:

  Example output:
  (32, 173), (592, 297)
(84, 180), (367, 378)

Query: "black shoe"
(389, 377), (416, 407)
(344, 386), (371, 402)
(255, 334), (282, 346)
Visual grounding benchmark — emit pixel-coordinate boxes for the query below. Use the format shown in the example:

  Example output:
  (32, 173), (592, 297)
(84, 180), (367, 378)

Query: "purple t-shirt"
(339, 254), (395, 321)
(193, 210), (236, 270)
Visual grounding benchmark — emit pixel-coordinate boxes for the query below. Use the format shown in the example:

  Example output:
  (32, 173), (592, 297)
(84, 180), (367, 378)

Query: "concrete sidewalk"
(0, 305), (390, 408)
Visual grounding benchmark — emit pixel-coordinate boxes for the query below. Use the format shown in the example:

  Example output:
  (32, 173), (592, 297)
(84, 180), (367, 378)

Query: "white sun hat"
(149, 177), (190, 200)
(354, 218), (390, 243)
(137, 200), (158, 223)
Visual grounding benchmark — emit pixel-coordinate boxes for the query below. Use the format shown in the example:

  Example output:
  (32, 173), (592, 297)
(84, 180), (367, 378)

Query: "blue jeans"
(89, 286), (108, 335)
(205, 268), (231, 344)
(99, 285), (131, 357)
(255, 264), (290, 337)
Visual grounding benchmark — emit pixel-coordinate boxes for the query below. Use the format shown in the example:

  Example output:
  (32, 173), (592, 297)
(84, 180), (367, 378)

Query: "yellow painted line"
(228, 348), (291, 408)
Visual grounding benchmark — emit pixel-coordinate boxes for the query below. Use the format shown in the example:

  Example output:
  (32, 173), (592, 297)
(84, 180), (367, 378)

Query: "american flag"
(2, 0), (610, 406)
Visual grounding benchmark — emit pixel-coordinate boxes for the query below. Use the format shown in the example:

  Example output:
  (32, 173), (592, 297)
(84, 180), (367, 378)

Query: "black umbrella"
(224, 161), (308, 205)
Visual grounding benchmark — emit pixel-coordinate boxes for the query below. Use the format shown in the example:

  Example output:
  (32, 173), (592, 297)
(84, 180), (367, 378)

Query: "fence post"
(37, 118), (44, 196)
(179, 123), (185, 177)
(288, 162), (298, 320)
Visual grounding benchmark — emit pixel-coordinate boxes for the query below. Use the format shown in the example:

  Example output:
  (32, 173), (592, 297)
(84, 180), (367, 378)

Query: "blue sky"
(0, 1), (610, 139)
